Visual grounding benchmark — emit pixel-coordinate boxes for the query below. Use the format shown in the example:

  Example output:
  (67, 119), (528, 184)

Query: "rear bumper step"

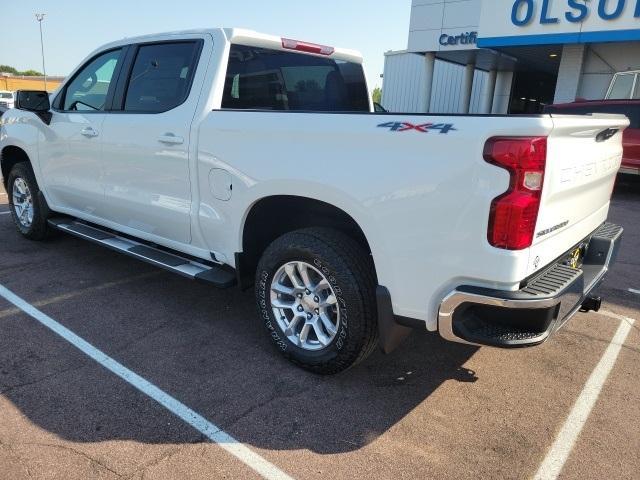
(48, 218), (236, 288)
(438, 222), (623, 348)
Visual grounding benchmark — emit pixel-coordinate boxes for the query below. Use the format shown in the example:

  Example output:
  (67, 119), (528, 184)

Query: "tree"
(0, 66), (43, 76)
(372, 87), (382, 105)
(0, 65), (19, 75)
(20, 69), (43, 77)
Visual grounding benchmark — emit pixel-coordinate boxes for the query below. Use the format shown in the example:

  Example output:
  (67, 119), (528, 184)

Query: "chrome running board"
(48, 218), (236, 288)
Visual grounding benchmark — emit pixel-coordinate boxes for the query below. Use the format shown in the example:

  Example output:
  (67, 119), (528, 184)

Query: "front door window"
(62, 49), (122, 111)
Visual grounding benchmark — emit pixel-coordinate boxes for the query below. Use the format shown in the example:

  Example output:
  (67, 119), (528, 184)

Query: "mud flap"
(376, 286), (414, 354)
(37, 191), (52, 218)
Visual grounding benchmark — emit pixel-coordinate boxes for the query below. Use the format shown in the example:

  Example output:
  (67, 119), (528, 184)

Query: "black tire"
(255, 227), (378, 374)
(7, 162), (49, 240)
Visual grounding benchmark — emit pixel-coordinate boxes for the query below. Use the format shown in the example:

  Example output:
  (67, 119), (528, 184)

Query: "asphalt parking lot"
(0, 177), (638, 480)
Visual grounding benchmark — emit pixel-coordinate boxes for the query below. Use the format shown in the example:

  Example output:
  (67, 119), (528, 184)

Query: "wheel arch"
(236, 195), (377, 289)
(1, 145), (32, 190)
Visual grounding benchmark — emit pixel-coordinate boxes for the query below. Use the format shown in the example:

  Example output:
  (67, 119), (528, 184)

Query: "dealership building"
(382, 0), (640, 114)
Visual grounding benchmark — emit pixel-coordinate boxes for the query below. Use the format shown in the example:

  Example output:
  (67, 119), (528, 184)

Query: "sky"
(3, 0), (411, 90)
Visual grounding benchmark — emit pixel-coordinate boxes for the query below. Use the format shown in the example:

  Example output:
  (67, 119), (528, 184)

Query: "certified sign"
(439, 31), (478, 46)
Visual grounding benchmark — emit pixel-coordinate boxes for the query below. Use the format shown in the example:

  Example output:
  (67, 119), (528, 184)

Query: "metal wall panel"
(382, 51), (488, 113)
(381, 52), (425, 113)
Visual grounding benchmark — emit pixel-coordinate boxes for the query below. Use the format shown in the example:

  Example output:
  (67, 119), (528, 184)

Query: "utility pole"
(35, 13), (47, 91)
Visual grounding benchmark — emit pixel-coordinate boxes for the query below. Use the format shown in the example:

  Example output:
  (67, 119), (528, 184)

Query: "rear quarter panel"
(196, 112), (555, 327)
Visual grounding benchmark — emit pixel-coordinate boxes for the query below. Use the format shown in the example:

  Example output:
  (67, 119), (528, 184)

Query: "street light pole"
(35, 13), (47, 91)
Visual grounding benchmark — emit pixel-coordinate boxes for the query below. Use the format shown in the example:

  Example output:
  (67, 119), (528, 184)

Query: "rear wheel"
(255, 228), (378, 374)
(7, 162), (49, 240)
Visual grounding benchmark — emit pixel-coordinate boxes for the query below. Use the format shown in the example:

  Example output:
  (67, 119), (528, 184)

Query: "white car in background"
(0, 91), (15, 109)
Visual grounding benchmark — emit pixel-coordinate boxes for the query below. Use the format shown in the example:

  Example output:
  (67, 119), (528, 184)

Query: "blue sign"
(478, 0), (640, 47)
(439, 32), (478, 46)
(511, 0), (640, 27)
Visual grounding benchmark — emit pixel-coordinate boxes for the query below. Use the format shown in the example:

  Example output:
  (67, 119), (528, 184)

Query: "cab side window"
(62, 49), (123, 111)
(123, 42), (201, 113)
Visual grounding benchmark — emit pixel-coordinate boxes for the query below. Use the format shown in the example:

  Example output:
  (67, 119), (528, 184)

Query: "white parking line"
(629, 288), (640, 295)
(0, 211), (11, 215)
(0, 283), (294, 480)
(533, 311), (635, 480)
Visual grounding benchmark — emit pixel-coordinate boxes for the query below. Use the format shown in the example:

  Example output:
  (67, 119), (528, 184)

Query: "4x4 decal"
(378, 122), (457, 134)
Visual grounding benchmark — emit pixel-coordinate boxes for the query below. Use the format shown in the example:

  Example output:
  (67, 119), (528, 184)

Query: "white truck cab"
(0, 28), (626, 374)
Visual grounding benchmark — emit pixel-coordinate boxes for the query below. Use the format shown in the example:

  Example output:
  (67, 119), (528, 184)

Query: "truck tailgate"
(528, 113), (629, 275)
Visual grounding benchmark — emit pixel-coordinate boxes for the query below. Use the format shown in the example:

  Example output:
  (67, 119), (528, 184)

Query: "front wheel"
(255, 228), (378, 374)
(7, 162), (49, 240)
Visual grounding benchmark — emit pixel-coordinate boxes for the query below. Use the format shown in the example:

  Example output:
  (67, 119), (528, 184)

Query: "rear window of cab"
(221, 44), (369, 112)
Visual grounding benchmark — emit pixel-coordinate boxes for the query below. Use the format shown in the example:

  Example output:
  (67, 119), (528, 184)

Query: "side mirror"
(16, 90), (51, 112)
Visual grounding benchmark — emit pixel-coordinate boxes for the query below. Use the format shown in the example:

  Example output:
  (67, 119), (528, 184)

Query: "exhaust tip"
(581, 295), (602, 313)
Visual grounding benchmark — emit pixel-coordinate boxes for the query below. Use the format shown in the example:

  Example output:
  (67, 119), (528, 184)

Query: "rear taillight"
(281, 38), (335, 56)
(484, 136), (547, 250)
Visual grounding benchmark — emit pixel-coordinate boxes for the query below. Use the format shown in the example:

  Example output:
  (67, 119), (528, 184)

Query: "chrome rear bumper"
(438, 223), (623, 348)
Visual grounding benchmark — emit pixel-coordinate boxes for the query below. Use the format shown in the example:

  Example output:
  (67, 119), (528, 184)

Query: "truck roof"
(95, 27), (364, 65)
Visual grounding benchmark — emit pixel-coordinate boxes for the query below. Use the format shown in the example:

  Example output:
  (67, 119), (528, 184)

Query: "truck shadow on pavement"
(0, 222), (479, 454)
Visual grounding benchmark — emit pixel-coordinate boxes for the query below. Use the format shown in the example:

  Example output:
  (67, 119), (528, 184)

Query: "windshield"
(222, 44), (369, 112)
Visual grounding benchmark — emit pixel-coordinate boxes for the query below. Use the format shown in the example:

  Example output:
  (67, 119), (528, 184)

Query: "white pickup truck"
(0, 28), (626, 374)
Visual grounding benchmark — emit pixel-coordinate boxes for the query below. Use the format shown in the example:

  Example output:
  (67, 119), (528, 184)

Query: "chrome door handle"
(80, 127), (99, 138)
(158, 134), (184, 145)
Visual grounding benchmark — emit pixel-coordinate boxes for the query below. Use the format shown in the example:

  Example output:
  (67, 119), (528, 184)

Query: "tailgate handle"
(596, 128), (619, 143)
